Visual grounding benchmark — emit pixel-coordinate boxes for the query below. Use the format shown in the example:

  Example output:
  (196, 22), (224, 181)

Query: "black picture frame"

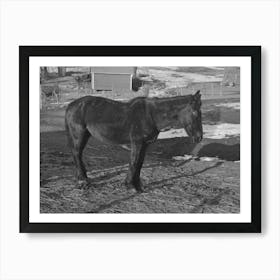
(20, 46), (261, 233)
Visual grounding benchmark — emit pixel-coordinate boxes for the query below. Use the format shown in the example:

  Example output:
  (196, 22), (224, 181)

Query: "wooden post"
(58, 67), (66, 77)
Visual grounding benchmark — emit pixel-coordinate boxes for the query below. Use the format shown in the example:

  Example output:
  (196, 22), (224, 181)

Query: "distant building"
(91, 67), (136, 91)
(222, 67), (240, 86)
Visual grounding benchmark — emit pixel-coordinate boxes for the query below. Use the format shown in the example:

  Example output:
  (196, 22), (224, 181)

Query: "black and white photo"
(20, 46), (261, 232)
(40, 65), (240, 214)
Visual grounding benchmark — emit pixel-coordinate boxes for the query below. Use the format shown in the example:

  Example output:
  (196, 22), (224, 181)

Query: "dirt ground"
(40, 96), (240, 213)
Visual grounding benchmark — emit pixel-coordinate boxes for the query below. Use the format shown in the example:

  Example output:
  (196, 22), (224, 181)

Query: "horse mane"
(127, 96), (147, 104)
(151, 94), (193, 104)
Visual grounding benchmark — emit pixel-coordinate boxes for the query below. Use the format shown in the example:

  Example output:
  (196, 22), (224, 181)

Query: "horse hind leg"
(66, 122), (91, 185)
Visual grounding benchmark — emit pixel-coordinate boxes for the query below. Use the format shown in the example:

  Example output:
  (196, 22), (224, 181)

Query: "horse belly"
(87, 124), (130, 145)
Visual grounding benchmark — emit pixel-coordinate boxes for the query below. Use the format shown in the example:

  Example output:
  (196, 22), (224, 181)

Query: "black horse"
(65, 90), (203, 192)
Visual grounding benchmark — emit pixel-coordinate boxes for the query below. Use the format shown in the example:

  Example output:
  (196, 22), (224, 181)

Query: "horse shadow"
(90, 161), (224, 213)
(148, 137), (240, 161)
(197, 142), (240, 161)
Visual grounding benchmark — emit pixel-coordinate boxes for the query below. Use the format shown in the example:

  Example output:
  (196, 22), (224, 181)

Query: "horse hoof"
(77, 179), (90, 190)
(136, 186), (144, 193)
(125, 179), (144, 193)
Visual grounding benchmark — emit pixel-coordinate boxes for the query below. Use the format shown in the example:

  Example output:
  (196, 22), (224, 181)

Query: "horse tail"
(65, 105), (74, 149)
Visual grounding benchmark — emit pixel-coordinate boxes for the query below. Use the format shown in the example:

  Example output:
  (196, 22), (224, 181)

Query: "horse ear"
(194, 90), (201, 100)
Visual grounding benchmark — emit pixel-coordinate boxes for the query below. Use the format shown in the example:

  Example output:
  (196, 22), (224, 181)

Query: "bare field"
(41, 157), (239, 214)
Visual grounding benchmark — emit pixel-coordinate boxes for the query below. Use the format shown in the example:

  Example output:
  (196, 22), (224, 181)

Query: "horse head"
(178, 90), (203, 143)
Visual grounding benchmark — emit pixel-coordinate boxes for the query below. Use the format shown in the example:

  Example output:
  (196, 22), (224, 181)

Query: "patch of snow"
(158, 129), (187, 139)
(215, 102), (240, 110)
(158, 123), (240, 140)
(173, 154), (193, 161)
(206, 67), (225, 70)
(204, 123), (240, 139)
(200, 157), (218, 162)
(148, 69), (223, 88)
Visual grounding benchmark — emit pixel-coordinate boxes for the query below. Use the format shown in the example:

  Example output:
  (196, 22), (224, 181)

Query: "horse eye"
(192, 111), (198, 118)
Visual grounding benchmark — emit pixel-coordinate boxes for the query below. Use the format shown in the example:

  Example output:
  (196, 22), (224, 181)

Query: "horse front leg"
(125, 141), (147, 192)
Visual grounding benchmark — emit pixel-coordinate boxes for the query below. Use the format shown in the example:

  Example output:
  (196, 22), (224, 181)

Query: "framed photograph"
(20, 46), (261, 233)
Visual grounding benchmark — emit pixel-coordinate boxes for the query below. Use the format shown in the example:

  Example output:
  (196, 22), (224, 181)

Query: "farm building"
(91, 67), (136, 91)
(222, 67), (240, 86)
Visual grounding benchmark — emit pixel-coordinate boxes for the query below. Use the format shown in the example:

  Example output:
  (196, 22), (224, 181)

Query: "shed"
(222, 67), (240, 86)
(91, 67), (136, 91)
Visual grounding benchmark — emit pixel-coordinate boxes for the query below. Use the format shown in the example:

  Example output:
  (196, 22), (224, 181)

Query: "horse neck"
(152, 96), (192, 131)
